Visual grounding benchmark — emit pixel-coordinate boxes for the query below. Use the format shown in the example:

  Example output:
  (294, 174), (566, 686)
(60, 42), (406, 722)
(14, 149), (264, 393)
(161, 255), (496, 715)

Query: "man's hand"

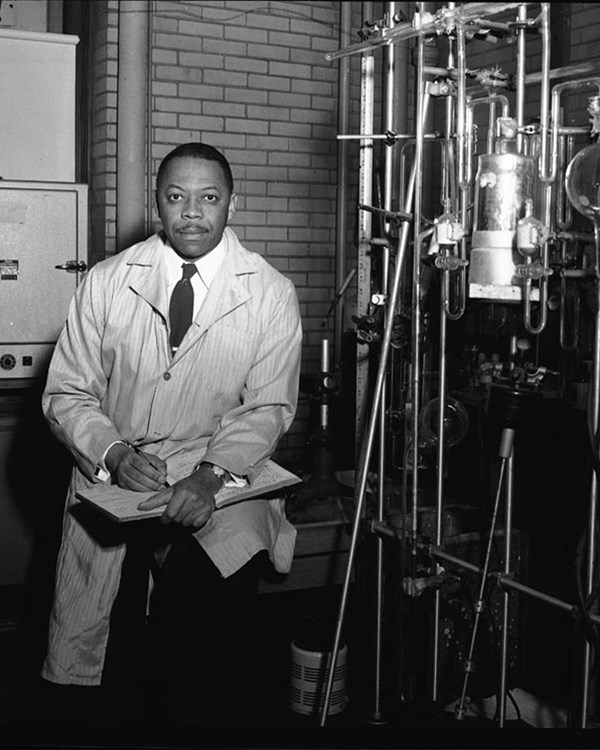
(137, 463), (224, 529)
(105, 442), (168, 491)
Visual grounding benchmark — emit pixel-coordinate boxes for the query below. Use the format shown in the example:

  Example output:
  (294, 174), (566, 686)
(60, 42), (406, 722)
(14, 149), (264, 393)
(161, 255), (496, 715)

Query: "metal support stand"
(579, 221), (600, 727)
(455, 426), (514, 722)
(318, 81), (432, 727)
(323, 0), (600, 730)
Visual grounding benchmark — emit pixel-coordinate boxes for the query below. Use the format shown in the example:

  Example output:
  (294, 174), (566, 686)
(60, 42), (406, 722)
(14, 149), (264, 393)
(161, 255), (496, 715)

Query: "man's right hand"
(105, 442), (168, 491)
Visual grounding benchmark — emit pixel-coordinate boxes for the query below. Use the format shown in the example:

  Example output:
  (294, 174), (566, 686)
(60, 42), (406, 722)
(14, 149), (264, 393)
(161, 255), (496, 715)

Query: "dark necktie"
(169, 263), (197, 352)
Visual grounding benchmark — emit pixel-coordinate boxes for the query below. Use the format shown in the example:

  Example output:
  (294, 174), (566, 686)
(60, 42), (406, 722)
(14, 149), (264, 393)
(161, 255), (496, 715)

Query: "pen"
(127, 442), (171, 486)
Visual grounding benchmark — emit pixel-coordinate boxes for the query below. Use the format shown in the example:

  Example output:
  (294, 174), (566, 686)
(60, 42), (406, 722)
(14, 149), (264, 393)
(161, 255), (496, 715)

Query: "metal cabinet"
(0, 181), (87, 380)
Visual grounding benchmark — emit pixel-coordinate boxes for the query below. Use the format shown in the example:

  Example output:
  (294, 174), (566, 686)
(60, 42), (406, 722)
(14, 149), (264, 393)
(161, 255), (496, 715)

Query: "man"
(40, 142), (303, 725)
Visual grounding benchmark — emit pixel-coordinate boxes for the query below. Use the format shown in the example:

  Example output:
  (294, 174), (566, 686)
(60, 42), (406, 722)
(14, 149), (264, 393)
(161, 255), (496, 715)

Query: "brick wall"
(88, 0), (368, 472)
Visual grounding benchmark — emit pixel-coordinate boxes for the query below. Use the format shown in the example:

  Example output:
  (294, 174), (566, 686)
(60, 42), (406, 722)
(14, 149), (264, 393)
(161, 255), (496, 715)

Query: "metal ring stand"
(319, 2), (600, 729)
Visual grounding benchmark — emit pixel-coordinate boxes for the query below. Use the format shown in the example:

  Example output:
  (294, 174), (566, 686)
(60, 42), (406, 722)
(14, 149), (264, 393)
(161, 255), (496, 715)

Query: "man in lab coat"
(40, 142), (303, 725)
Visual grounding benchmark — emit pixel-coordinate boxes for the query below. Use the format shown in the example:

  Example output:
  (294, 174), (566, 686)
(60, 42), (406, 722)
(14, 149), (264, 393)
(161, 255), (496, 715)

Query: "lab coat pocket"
(201, 323), (262, 393)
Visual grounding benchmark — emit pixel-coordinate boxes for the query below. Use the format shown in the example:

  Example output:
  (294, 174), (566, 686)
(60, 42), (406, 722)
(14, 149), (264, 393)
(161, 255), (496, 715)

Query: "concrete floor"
(0, 584), (549, 750)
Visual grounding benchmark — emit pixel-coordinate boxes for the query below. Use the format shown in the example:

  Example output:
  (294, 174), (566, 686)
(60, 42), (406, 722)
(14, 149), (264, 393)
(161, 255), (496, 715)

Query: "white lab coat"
(41, 227), (302, 684)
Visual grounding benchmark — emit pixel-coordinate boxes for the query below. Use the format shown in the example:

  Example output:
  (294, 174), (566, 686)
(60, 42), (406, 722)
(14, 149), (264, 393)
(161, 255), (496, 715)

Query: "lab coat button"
(163, 372), (171, 381)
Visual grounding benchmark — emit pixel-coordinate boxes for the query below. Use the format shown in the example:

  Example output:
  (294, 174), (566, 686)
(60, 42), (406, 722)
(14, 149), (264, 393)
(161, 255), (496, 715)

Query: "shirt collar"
(163, 235), (227, 288)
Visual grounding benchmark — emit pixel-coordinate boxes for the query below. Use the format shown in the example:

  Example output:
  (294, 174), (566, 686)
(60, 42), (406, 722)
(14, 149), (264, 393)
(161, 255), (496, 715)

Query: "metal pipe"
(498, 452), (515, 728)
(146, 0), (154, 236)
(410, 12), (427, 581)
(334, 2), (352, 370)
(515, 4), (527, 155)
(455, 434), (513, 721)
(543, 77), (600, 186)
(537, 4), (552, 181)
(441, 41), (455, 214)
(432, 18), (456, 700)
(432, 268), (448, 702)
(354, 46), (375, 455)
(455, 24), (468, 191)
(522, 7), (550, 335)
(324, 2), (522, 62)
(450, 23), (470, 324)
(374, 401), (386, 716)
(369, 1), (401, 724)
(371, 521), (600, 623)
(337, 132), (441, 140)
(467, 94), (510, 155)
(558, 126), (592, 136)
(580, 222), (600, 727)
(319, 88), (432, 726)
(556, 133), (574, 231)
(525, 60), (600, 86)
(321, 5), (376, 724)
(374, 391), (386, 724)
(116, 0), (149, 252)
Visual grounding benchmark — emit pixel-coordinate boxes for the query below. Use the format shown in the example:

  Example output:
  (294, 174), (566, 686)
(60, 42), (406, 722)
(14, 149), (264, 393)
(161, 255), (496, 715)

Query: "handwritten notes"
(76, 456), (301, 522)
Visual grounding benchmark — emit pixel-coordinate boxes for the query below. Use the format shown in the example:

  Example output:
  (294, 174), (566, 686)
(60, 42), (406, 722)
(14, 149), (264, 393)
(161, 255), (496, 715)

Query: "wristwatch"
(203, 463), (227, 483)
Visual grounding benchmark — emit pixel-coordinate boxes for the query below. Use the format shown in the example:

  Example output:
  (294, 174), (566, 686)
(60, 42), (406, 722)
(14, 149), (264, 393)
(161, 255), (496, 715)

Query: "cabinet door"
(0, 183), (87, 379)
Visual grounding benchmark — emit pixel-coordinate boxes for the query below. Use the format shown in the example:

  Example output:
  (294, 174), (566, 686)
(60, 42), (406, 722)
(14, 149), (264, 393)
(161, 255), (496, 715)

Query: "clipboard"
(76, 456), (301, 522)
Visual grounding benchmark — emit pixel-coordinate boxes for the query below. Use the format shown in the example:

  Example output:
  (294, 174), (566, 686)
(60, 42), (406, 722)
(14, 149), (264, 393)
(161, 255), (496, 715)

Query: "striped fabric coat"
(41, 227), (302, 685)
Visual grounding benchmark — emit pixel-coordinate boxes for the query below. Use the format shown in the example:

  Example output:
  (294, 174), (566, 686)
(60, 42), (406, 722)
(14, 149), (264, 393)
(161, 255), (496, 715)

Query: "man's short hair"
(156, 142), (234, 194)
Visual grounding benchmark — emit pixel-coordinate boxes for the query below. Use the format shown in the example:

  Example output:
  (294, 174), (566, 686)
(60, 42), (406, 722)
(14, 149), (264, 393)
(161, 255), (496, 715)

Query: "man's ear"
(227, 192), (238, 223)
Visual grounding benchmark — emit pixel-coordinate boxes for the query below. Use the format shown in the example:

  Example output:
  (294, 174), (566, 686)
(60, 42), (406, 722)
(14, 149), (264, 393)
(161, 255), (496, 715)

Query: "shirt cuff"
(93, 440), (127, 483)
(224, 471), (246, 489)
(195, 462), (247, 488)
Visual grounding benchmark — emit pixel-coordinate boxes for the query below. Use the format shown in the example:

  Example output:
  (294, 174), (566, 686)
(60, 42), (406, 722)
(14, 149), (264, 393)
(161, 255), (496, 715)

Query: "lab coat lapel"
(126, 236), (170, 322)
(195, 271), (250, 336)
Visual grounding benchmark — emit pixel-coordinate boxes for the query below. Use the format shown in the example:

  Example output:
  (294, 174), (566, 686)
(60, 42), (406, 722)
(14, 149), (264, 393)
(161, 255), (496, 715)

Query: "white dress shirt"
(163, 235), (226, 321)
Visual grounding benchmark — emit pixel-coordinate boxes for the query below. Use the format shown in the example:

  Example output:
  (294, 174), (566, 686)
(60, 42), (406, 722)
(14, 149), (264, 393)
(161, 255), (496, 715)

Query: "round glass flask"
(565, 142), (600, 220)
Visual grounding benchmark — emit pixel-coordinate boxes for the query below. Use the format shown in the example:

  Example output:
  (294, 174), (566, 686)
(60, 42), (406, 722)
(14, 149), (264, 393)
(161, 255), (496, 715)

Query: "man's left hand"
(137, 463), (223, 528)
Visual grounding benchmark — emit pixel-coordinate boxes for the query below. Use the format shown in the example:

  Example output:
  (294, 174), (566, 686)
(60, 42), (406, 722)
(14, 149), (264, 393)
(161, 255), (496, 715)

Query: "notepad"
(76, 453), (302, 523)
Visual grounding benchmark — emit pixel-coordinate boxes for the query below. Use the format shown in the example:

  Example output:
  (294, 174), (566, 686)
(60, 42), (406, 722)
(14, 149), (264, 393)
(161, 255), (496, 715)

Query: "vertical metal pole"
(432, 2), (455, 704)
(354, 5), (375, 460)
(410, 12), (426, 571)
(146, 0), (155, 236)
(370, 1), (398, 725)
(515, 3), (527, 154)
(116, 0), (149, 252)
(320, 90), (432, 727)
(334, 2), (352, 369)
(496, 3), (526, 727)
(498, 453), (514, 727)
(581, 224), (600, 727)
(432, 288), (447, 703)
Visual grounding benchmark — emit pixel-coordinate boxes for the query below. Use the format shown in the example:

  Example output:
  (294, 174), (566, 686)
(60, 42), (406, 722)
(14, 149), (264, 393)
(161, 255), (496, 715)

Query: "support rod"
(498, 452), (515, 727)
(334, 1), (352, 370)
(371, 520), (600, 625)
(580, 223), (600, 727)
(369, 1), (399, 724)
(319, 89), (432, 727)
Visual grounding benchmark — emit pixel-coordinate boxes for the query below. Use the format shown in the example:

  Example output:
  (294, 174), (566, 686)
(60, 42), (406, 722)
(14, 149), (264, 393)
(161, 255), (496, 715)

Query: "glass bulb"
(419, 396), (469, 449)
(565, 142), (600, 220)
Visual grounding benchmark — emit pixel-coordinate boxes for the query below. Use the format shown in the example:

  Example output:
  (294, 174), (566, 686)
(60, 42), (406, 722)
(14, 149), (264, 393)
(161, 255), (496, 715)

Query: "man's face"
(156, 156), (237, 260)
